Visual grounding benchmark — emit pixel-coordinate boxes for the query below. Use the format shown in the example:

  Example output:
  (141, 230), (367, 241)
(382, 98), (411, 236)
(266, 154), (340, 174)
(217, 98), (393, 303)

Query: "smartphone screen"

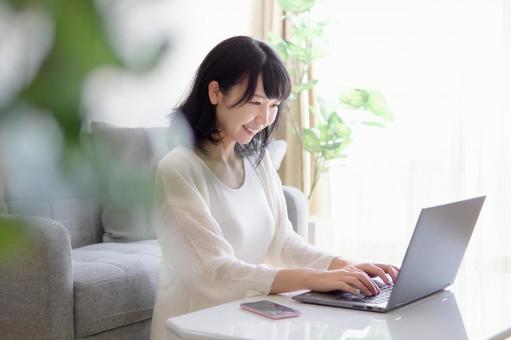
(240, 300), (301, 319)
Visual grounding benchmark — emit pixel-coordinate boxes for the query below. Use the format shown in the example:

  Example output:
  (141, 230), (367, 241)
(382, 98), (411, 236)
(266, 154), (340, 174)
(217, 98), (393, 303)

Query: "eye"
(250, 101), (262, 106)
(271, 103), (280, 109)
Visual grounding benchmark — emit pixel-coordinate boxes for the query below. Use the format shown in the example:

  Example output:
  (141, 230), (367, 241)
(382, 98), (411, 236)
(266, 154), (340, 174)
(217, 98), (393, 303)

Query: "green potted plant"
(267, 0), (393, 201)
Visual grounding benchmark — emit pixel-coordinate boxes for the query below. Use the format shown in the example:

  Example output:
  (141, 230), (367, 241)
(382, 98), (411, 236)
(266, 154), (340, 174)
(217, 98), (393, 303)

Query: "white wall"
(84, 0), (265, 128)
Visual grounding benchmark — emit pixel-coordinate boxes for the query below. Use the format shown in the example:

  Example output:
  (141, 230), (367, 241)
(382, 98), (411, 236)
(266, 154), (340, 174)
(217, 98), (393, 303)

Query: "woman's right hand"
(304, 268), (381, 296)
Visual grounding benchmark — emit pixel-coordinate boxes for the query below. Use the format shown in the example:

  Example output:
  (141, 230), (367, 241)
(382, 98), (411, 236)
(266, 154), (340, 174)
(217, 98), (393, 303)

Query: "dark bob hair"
(175, 35), (291, 165)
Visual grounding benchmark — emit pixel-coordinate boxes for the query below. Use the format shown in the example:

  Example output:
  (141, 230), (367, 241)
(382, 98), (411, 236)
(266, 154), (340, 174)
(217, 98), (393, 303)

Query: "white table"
(166, 271), (511, 340)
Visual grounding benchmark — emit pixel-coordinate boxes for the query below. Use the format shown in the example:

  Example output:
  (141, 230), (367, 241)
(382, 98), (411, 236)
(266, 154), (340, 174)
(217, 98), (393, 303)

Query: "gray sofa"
(0, 123), (308, 340)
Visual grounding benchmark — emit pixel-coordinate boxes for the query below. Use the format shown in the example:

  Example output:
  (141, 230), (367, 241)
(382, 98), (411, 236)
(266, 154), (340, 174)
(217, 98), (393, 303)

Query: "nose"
(256, 106), (272, 127)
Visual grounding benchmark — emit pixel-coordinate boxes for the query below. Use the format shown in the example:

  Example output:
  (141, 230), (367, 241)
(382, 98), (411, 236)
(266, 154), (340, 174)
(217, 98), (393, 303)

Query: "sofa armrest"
(282, 185), (309, 242)
(0, 214), (74, 340)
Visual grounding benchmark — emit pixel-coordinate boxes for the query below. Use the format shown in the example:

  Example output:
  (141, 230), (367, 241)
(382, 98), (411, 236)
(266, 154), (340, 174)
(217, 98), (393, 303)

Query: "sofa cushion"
(90, 122), (172, 242)
(72, 240), (161, 338)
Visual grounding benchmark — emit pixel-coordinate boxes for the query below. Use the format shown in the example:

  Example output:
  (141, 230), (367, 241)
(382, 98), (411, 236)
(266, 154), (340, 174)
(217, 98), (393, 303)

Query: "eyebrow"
(253, 94), (280, 102)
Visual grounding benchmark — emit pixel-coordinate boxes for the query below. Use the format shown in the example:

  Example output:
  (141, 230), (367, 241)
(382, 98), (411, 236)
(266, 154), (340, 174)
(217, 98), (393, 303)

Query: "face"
(208, 75), (281, 146)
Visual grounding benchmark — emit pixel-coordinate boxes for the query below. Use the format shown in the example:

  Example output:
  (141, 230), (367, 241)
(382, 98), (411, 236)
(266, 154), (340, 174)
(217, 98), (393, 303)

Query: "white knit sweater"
(150, 147), (334, 340)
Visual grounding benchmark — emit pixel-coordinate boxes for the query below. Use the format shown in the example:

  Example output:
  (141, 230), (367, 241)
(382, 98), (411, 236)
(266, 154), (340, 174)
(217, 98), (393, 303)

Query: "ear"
(208, 81), (221, 105)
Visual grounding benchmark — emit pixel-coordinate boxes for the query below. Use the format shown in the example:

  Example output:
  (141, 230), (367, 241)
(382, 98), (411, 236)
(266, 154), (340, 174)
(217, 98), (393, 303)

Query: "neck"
(199, 139), (238, 165)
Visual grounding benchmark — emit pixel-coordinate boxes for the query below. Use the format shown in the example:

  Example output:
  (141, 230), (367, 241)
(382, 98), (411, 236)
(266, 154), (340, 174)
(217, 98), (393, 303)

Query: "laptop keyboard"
(331, 279), (393, 303)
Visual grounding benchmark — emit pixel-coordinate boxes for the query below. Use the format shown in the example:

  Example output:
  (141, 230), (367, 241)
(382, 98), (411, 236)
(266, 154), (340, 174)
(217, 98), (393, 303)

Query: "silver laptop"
(293, 196), (486, 312)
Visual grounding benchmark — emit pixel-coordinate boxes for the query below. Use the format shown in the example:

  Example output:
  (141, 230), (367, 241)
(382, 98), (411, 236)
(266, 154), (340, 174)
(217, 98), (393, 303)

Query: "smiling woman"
(150, 36), (399, 340)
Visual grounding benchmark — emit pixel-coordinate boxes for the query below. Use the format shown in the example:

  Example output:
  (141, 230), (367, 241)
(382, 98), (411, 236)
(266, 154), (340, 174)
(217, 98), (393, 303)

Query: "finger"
(336, 282), (361, 295)
(337, 281), (364, 295)
(381, 264), (399, 283)
(351, 272), (380, 295)
(344, 267), (365, 275)
(363, 264), (392, 286)
(375, 264), (399, 284)
(351, 264), (383, 290)
(346, 266), (374, 279)
(343, 276), (374, 296)
(353, 263), (380, 279)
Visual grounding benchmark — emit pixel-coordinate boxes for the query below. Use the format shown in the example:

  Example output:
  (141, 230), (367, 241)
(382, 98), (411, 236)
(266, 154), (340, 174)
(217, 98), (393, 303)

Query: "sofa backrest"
(1, 175), (103, 249)
(6, 197), (103, 249)
(0, 172), (8, 214)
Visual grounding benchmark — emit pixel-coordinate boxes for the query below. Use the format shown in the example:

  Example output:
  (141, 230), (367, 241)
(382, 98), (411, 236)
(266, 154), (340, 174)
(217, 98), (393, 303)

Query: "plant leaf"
(324, 139), (352, 160)
(290, 21), (326, 43)
(362, 121), (386, 128)
(318, 124), (331, 142)
(279, 0), (317, 12)
(328, 113), (351, 138)
(269, 39), (290, 60)
(303, 128), (322, 153)
(293, 79), (318, 94)
(340, 88), (370, 109)
(367, 90), (393, 121)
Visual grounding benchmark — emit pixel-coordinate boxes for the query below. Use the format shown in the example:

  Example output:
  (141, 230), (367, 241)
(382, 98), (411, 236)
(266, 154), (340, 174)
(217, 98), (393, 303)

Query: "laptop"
(293, 196), (486, 312)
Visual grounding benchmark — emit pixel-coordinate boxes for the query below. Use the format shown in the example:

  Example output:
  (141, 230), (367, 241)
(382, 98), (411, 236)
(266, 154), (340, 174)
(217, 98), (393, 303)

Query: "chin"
(237, 137), (254, 145)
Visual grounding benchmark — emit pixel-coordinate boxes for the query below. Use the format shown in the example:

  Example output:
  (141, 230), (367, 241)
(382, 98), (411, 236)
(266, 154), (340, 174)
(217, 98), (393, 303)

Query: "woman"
(150, 36), (398, 340)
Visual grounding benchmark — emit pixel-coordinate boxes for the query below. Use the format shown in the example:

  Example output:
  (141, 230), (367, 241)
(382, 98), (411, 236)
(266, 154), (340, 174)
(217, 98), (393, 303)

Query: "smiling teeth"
(244, 126), (256, 133)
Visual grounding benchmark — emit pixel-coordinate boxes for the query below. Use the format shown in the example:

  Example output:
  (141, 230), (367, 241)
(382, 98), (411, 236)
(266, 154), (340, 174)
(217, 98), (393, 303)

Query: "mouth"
(242, 125), (259, 135)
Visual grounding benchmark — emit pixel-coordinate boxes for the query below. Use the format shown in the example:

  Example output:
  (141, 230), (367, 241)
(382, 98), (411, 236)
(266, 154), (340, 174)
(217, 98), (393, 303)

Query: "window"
(312, 0), (511, 275)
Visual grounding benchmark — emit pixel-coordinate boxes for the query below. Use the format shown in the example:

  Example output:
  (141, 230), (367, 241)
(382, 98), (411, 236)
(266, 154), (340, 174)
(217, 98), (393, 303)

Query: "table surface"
(167, 270), (511, 340)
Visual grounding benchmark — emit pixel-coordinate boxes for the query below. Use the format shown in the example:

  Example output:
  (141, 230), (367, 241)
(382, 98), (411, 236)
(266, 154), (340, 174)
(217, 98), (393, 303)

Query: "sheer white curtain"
(312, 0), (511, 274)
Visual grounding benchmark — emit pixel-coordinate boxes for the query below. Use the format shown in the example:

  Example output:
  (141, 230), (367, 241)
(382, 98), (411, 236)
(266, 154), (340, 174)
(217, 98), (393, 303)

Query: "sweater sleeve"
(154, 149), (278, 302)
(262, 153), (335, 271)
